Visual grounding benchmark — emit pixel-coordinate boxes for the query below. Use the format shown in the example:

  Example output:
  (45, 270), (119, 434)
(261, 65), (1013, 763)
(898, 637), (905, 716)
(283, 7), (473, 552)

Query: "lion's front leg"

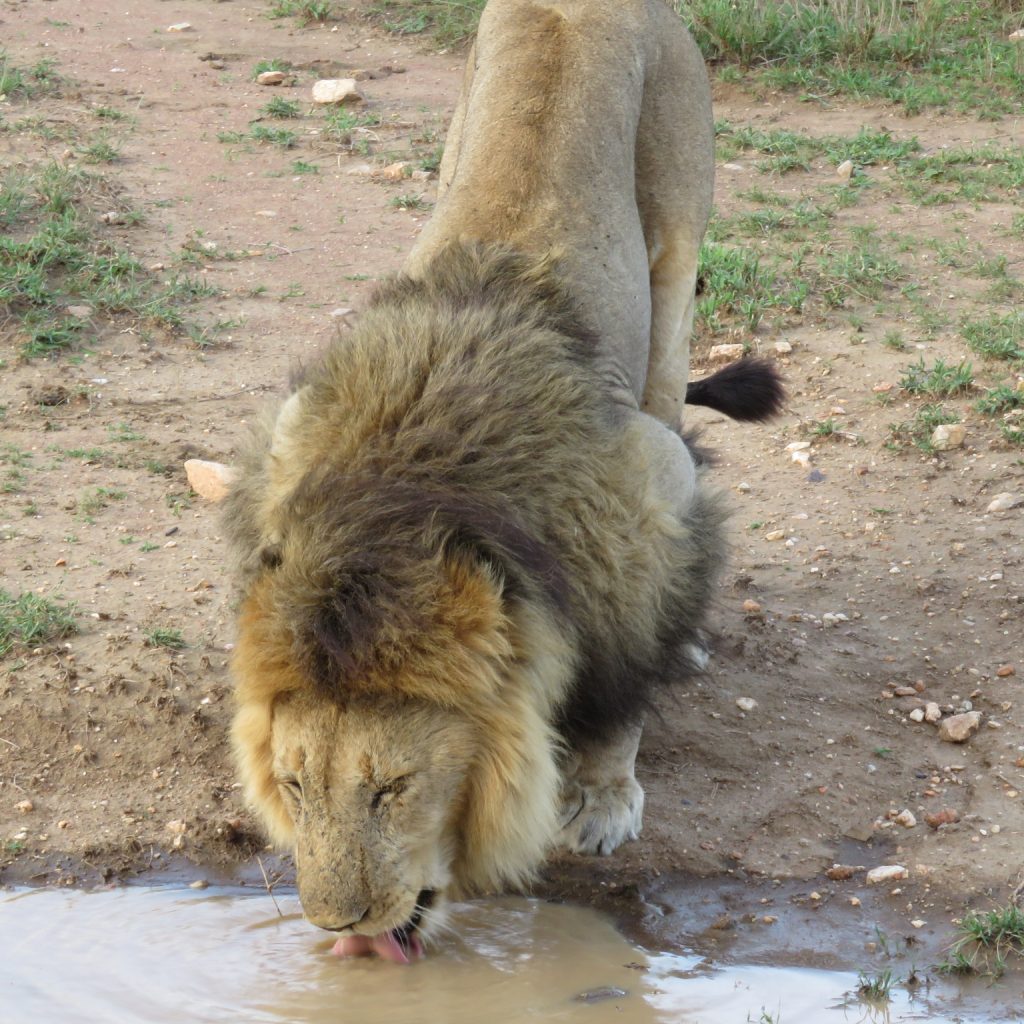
(557, 722), (644, 856)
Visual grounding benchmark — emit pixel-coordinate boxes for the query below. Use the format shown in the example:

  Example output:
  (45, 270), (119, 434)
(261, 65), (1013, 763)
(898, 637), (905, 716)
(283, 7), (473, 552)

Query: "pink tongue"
(331, 930), (423, 964)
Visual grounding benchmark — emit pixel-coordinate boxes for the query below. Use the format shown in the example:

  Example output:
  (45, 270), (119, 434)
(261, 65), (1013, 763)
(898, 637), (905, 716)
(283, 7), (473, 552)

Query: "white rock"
(736, 697), (758, 713)
(837, 159), (854, 180)
(786, 441), (812, 452)
(866, 865), (908, 885)
(256, 71), (287, 86)
(908, 708), (925, 723)
(184, 459), (237, 502)
(66, 305), (93, 318)
(822, 612), (848, 628)
(791, 450), (812, 468)
(773, 340), (793, 355)
(894, 809), (917, 828)
(924, 702), (942, 724)
(722, 162), (744, 172)
(708, 343), (746, 362)
(930, 423), (965, 451)
(911, 919), (926, 929)
(987, 493), (1022, 513)
(312, 78), (363, 105)
(167, 22), (192, 32)
(765, 529), (785, 541)
(735, 481), (751, 493)
(938, 710), (982, 743)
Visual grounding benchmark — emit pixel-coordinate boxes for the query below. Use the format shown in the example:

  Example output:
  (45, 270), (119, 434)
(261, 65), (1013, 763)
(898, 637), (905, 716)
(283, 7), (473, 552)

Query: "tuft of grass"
(961, 313), (1024, 363)
(936, 903), (1024, 978)
(0, 52), (62, 100)
(251, 58), (291, 80)
(144, 628), (186, 650)
(371, 0), (486, 46)
(390, 193), (428, 210)
(0, 589), (78, 656)
(975, 385), (1024, 418)
(899, 357), (974, 398)
(262, 96), (302, 119)
(888, 403), (959, 453)
(856, 968), (894, 1002)
(291, 159), (319, 175)
(269, 0), (335, 24)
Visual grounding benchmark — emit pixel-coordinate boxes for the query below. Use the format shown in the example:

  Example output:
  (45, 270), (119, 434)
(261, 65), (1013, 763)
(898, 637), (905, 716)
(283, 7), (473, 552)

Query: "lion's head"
(230, 544), (574, 953)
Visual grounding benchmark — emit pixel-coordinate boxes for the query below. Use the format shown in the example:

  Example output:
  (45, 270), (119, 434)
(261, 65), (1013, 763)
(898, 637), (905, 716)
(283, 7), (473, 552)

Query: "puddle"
(0, 888), (1015, 1023)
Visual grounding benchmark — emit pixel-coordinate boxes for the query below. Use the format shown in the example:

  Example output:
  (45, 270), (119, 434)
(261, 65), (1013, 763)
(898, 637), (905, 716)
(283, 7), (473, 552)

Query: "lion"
(224, 0), (782, 962)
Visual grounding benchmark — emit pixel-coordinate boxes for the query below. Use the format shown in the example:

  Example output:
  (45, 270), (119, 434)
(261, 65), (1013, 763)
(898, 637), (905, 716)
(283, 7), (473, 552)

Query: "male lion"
(225, 0), (781, 962)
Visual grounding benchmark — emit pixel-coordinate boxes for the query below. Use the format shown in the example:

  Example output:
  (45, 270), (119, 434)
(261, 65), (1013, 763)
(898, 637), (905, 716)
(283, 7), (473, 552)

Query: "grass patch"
(145, 627), (186, 650)
(899, 357), (974, 398)
(936, 903), (1024, 978)
(371, 0), (486, 46)
(269, 0), (335, 23)
(0, 53), (62, 100)
(0, 589), (77, 656)
(961, 313), (1024, 363)
(262, 97), (302, 119)
(219, 124), (298, 148)
(887, 403), (959, 453)
(975, 385), (1024, 418)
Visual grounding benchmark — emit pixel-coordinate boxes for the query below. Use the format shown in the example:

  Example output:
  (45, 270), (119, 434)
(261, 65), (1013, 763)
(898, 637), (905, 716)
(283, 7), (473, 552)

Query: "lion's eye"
(371, 776), (410, 811)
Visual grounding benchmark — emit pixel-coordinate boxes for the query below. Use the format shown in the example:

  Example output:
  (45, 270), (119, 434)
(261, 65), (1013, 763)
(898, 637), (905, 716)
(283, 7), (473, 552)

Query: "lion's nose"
(313, 905), (371, 932)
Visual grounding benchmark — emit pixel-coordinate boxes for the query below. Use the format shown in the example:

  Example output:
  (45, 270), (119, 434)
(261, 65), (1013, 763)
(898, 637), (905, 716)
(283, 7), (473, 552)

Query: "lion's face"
(270, 689), (475, 941)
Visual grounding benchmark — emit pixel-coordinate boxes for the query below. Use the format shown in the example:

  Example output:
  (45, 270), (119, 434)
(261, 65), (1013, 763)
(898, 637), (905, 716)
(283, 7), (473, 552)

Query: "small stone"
(910, 919), (926, 929)
(930, 423), (965, 451)
(826, 864), (860, 881)
(773, 341), (793, 355)
(822, 612), (848, 628)
(837, 159), (854, 180)
(99, 211), (125, 225)
(908, 708), (925, 723)
(742, 599), (762, 615)
(996, 664), (1016, 677)
(708, 343), (746, 363)
(330, 307), (355, 320)
(894, 686), (917, 697)
(311, 78), (363, 105)
(987, 493), (1022, 513)
(184, 459), (236, 502)
(167, 22), (193, 32)
(866, 865), (908, 885)
(66, 305), (93, 318)
(166, 820), (187, 835)
(765, 529), (785, 541)
(893, 809), (916, 828)
(924, 808), (959, 828)
(16, 799), (34, 813)
(924, 702), (942, 723)
(735, 481), (751, 493)
(938, 711), (982, 743)
(190, 879), (209, 890)
(791, 450), (812, 468)
(373, 161), (412, 182)
(736, 697), (758, 713)
(257, 71), (287, 86)
(1011, 28), (1024, 40)
(574, 987), (628, 1005)
(786, 441), (812, 452)
(849, 896), (861, 907)
(722, 162), (744, 172)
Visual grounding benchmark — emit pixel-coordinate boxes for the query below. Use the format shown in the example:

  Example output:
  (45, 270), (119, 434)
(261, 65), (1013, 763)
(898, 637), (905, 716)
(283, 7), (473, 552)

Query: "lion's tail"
(685, 358), (785, 422)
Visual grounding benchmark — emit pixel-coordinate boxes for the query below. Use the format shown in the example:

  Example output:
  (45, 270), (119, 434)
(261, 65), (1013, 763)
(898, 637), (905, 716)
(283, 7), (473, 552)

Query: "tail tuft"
(685, 358), (785, 422)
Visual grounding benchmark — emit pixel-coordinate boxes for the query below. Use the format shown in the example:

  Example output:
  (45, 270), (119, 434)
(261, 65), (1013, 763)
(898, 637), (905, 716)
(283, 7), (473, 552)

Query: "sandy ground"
(1, 0), (1022, 967)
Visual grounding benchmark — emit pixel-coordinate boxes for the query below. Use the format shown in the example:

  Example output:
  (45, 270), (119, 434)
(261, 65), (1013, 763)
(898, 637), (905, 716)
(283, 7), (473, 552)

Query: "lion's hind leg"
(558, 722), (644, 856)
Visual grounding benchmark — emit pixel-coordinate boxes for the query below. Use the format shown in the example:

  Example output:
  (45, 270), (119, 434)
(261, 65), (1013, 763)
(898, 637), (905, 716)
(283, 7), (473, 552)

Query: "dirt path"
(1, 0), (1022, 966)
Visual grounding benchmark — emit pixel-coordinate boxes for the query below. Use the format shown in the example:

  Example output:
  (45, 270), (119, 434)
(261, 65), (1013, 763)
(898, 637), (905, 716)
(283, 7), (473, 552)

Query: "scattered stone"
(893, 809), (917, 828)
(99, 211), (126, 225)
(330, 307), (355, 320)
(16, 799), (33, 814)
(849, 896), (861, 907)
(872, 382), (894, 393)
(986, 493), (1022, 513)
(736, 697), (758, 713)
(765, 529), (785, 541)
(822, 612), (848, 628)
(257, 71), (288, 86)
(1011, 28), (1024, 40)
(167, 22), (193, 32)
(908, 708), (925, 723)
(924, 808), (959, 829)
(189, 879), (209, 890)
(930, 423), (965, 451)
(894, 686), (917, 697)
(708, 343), (746, 362)
(825, 864), (861, 881)
(254, 210), (278, 218)
(184, 459), (237, 502)
(742, 599), (762, 616)
(166, 820), (186, 835)
(373, 161), (413, 181)
(924, 702), (942, 723)
(914, 680), (926, 693)
(735, 481), (751, 493)
(938, 710), (982, 743)
(866, 865), (908, 885)
(837, 159), (854, 180)
(791, 449), (811, 468)
(910, 920), (926, 929)
(773, 341), (793, 355)
(66, 305), (93, 319)
(209, 60), (226, 70)
(312, 78), (363, 105)
(786, 441), (811, 452)
(996, 664), (1016, 677)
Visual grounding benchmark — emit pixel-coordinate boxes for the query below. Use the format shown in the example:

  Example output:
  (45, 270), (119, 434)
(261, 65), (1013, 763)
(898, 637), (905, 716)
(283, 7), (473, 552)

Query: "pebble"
(765, 529), (785, 541)
(256, 71), (288, 86)
(773, 341), (793, 355)
(924, 702), (942, 723)
(924, 808), (959, 828)
(167, 22), (192, 32)
(908, 708), (925, 723)
(373, 161), (413, 181)
(822, 612), (848, 628)
(866, 865), (908, 885)
(735, 481), (752, 493)
(791, 450), (811, 468)
(742, 599), (762, 615)
(911, 920), (926, 929)
(996, 664), (1016, 677)
(16, 799), (34, 813)
(930, 423), (965, 451)
(786, 441), (812, 452)
(893, 809), (916, 828)
(825, 864), (861, 881)
(708, 343), (746, 362)
(185, 459), (236, 502)
(938, 711), (982, 743)
(837, 159), (854, 180)
(893, 686), (917, 697)
(986, 493), (1022, 513)
(574, 988), (628, 1004)
(190, 879), (209, 890)
(312, 78), (363, 105)
(736, 697), (758, 713)
(66, 305), (93, 318)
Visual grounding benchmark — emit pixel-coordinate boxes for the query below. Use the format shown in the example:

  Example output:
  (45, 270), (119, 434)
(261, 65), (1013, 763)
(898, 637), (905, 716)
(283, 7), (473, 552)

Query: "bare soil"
(1, 0), (1022, 966)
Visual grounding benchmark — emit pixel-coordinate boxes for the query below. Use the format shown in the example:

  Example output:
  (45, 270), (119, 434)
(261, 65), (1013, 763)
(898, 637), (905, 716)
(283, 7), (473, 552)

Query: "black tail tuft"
(685, 357), (785, 422)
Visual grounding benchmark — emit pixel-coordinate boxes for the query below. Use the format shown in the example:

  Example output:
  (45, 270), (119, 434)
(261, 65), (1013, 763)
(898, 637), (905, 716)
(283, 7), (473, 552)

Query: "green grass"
(936, 903), (1024, 978)
(961, 313), (1024, 362)
(251, 59), (292, 80)
(219, 124), (298, 148)
(390, 193), (428, 210)
(262, 96), (302, 119)
(0, 589), (78, 656)
(975, 385), (1024, 417)
(371, 0), (486, 46)
(856, 968), (894, 1002)
(0, 53), (62, 99)
(77, 486), (126, 517)
(0, 163), (223, 357)
(887, 403), (960, 453)
(323, 108), (383, 144)
(144, 628), (186, 650)
(269, 0), (335, 23)
(899, 357), (974, 398)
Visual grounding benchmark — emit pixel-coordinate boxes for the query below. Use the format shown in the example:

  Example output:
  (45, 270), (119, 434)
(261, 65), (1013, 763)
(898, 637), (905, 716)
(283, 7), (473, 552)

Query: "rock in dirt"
(996, 664), (1016, 677)
(256, 71), (288, 86)
(908, 708), (925, 722)
(938, 711), (982, 743)
(893, 809), (917, 828)
(16, 799), (34, 813)
(708, 343), (746, 362)
(866, 865), (908, 885)
(574, 988), (629, 1004)
(312, 78), (363, 105)
(184, 459), (237, 502)
(986, 492), (1023, 513)
(924, 808), (960, 828)
(930, 423), (965, 451)
(166, 22), (193, 32)
(837, 159), (854, 180)
(735, 697), (758, 713)
(924, 702), (942, 723)
(826, 864), (863, 881)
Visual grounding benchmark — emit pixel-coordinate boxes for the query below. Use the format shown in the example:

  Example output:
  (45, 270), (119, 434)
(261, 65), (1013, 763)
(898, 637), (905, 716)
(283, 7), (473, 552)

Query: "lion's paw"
(557, 777), (645, 856)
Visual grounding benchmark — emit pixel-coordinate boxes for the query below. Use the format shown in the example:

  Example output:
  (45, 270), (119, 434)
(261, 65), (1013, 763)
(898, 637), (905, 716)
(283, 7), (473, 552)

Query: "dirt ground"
(1, 0), (1022, 967)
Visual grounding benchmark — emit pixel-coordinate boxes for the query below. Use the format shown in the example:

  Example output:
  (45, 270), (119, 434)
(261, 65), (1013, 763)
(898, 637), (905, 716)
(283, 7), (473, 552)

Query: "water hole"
(0, 888), (1014, 1023)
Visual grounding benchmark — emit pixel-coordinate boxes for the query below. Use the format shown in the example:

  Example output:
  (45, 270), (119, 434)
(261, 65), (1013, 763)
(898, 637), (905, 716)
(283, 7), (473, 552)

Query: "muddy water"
(0, 888), (1009, 1023)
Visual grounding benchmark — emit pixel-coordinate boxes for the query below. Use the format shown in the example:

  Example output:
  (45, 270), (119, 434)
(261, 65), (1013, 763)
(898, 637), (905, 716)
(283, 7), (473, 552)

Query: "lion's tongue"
(331, 930), (423, 964)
